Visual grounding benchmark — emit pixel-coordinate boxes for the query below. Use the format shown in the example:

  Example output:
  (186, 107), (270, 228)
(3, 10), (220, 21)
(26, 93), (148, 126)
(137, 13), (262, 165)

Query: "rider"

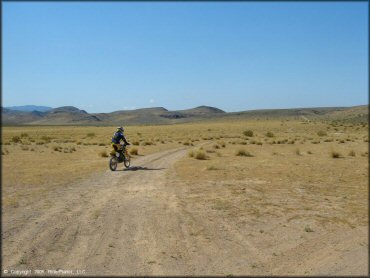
(111, 126), (130, 155)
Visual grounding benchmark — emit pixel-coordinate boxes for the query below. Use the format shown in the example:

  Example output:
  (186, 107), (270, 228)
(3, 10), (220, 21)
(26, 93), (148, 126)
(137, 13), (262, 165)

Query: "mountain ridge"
(1, 105), (367, 125)
(5, 105), (53, 112)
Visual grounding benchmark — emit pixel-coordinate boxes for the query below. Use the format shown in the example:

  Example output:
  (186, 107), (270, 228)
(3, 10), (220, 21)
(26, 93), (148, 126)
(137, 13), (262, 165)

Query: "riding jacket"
(111, 131), (129, 145)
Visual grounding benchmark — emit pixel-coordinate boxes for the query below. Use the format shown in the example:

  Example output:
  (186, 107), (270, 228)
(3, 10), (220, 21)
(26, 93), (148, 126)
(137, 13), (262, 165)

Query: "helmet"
(117, 126), (124, 132)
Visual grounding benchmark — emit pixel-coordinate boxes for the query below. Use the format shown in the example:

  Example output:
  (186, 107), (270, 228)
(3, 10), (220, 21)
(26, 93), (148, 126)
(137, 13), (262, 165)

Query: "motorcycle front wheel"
(123, 155), (131, 168)
(109, 156), (118, 171)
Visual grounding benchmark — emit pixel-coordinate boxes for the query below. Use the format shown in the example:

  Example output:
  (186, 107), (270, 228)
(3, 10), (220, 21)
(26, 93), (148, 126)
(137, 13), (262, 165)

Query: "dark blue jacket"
(111, 131), (128, 144)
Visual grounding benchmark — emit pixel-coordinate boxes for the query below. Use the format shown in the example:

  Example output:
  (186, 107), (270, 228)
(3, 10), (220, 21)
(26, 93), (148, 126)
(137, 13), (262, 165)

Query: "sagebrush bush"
(195, 150), (208, 160)
(11, 136), (21, 143)
(243, 130), (254, 137)
(331, 151), (342, 158)
(53, 146), (62, 152)
(130, 148), (138, 155)
(266, 131), (274, 138)
(41, 135), (52, 142)
(86, 132), (95, 138)
(236, 149), (253, 157)
(99, 150), (109, 157)
(348, 150), (356, 157)
(132, 141), (140, 146)
(188, 150), (194, 157)
(317, 130), (327, 137)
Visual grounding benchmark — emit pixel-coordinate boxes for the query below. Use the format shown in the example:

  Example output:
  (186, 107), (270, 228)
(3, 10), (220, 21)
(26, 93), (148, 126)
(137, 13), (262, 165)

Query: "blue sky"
(3, 2), (368, 113)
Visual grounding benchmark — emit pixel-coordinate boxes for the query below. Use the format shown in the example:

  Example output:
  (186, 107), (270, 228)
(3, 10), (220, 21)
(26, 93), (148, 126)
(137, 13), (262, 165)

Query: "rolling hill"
(1, 105), (367, 126)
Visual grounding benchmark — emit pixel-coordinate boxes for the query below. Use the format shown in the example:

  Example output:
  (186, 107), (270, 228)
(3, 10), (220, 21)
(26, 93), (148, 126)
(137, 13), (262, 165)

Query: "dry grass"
(2, 119), (368, 223)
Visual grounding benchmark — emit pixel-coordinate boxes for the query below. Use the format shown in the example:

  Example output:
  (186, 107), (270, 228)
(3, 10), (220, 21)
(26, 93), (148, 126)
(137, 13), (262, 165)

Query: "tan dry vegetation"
(1, 119), (368, 275)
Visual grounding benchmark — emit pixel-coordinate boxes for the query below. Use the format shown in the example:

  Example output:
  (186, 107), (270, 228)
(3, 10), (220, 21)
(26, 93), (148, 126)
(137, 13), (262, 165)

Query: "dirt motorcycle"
(109, 143), (131, 171)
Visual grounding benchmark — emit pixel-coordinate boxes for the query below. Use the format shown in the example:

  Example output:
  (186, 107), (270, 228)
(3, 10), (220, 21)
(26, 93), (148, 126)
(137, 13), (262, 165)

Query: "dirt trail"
(2, 147), (368, 276)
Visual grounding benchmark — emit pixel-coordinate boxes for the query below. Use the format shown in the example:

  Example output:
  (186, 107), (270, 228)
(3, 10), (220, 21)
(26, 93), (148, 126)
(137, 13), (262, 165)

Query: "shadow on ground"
(120, 166), (165, 171)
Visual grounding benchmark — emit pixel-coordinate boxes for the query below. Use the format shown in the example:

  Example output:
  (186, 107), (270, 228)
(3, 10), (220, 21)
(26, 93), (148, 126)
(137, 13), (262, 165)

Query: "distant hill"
(5, 105), (53, 112)
(1, 105), (367, 126)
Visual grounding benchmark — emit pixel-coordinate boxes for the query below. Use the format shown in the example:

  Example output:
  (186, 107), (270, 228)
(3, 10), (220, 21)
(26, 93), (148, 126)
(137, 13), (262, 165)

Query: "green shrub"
(20, 133), (29, 138)
(188, 150), (194, 157)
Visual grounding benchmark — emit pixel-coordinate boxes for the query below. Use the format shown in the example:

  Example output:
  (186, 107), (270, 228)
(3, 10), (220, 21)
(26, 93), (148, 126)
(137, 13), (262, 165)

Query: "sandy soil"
(2, 147), (368, 276)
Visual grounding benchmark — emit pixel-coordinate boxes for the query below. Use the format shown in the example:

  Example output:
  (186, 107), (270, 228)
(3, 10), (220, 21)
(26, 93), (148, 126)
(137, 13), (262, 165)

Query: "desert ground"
(1, 118), (368, 276)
